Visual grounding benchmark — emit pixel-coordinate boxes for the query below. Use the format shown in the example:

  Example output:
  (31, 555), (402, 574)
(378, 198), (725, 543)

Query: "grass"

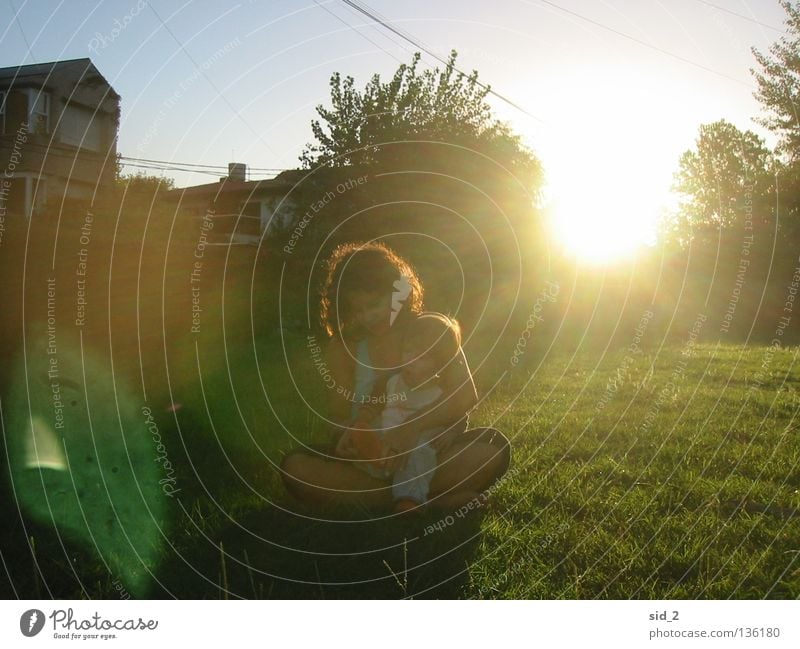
(2, 340), (799, 599)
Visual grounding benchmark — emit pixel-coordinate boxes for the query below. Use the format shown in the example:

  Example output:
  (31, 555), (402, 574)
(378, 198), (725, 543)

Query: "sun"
(544, 161), (662, 265)
(502, 67), (676, 265)
(548, 185), (650, 264)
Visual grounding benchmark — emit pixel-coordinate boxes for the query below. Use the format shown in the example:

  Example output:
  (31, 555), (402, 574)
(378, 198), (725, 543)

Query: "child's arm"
(384, 347), (477, 452)
(351, 371), (390, 428)
(335, 372), (390, 459)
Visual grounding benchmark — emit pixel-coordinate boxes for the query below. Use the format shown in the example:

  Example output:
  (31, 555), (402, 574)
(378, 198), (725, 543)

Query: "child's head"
(400, 313), (461, 388)
(320, 241), (424, 338)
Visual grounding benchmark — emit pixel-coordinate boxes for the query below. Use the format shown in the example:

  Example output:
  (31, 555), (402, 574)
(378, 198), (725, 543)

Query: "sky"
(0, 0), (791, 259)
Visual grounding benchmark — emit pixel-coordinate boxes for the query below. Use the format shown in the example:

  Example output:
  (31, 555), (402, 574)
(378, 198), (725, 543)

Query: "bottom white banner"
(0, 600), (797, 648)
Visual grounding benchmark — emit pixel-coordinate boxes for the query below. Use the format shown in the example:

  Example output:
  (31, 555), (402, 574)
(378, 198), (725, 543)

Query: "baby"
(343, 312), (464, 513)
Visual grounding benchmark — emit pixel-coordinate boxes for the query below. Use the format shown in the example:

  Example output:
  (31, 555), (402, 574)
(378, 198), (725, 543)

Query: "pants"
(359, 428), (442, 504)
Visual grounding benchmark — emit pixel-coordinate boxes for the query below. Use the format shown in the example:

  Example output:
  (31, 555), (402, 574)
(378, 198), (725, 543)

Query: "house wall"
(0, 60), (119, 216)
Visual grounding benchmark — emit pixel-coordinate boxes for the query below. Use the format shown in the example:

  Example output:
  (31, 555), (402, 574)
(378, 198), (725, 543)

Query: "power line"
(6, 141), (288, 176)
(119, 161), (283, 177)
(8, 0), (33, 61)
(120, 162), (224, 176)
(690, 0), (787, 34)
(118, 155), (288, 172)
(338, 0), (546, 123)
(344, 0), (440, 62)
(9, 140), (292, 177)
(337, 0), (420, 58)
(145, 2), (283, 160)
(312, 0), (408, 66)
(537, 0), (753, 87)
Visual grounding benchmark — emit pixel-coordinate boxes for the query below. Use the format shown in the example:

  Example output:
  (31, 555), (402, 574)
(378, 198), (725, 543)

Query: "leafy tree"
(291, 51), (546, 338)
(661, 120), (774, 246)
(116, 172), (175, 197)
(751, 1), (800, 160)
(300, 50), (541, 189)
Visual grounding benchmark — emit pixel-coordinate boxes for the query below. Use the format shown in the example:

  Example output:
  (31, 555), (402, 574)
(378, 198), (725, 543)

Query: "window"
(28, 89), (50, 134)
(60, 104), (102, 151)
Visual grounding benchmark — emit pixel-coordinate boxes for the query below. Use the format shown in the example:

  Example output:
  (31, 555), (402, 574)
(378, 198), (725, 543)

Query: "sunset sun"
(545, 155), (663, 264)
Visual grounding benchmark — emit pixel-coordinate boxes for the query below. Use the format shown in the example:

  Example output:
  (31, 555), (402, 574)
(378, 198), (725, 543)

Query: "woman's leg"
(280, 451), (394, 508)
(428, 428), (511, 508)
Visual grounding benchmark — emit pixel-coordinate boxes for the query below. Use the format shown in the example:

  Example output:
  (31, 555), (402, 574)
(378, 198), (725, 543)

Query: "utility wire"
(119, 162), (282, 177)
(338, 0), (546, 123)
(8, 0), (33, 61)
(690, 0), (787, 34)
(10, 142), (288, 176)
(120, 162), (224, 176)
(118, 155), (288, 172)
(145, 2), (283, 159)
(312, 0), (407, 66)
(344, 0), (439, 60)
(537, 0), (753, 87)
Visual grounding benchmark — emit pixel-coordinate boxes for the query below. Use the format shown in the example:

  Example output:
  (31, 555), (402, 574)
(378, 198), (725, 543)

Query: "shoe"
(394, 499), (422, 514)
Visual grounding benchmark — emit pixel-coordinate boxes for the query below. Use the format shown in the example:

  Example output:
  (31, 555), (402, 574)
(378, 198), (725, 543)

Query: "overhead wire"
(690, 0), (787, 34)
(536, 0), (753, 87)
(118, 155), (288, 172)
(51, 0), (768, 182)
(122, 0), (762, 178)
(312, 0), (408, 66)
(338, 0), (546, 123)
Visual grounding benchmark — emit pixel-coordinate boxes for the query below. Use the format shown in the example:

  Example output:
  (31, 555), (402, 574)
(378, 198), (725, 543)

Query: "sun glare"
(539, 147), (665, 265)
(505, 66), (681, 265)
(548, 178), (655, 264)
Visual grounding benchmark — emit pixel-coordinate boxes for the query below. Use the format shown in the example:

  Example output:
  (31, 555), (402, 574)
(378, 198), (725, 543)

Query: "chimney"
(228, 162), (247, 182)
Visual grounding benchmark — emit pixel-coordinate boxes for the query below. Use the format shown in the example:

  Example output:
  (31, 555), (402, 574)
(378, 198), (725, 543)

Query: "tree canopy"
(300, 50), (541, 190)
(751, 0), (800, 160)
(664, 120), (774, 245)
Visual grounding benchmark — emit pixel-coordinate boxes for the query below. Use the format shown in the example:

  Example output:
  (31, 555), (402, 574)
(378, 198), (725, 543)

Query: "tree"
(300, 50), (541, 190)
(116, 172), (175, 197)
(660, 120), (774, 246)
(751, 1), (800, 160)
(289, 52), (546, 338)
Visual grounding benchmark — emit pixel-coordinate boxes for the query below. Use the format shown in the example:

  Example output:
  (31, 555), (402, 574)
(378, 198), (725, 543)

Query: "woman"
(280, 241), (510, 510)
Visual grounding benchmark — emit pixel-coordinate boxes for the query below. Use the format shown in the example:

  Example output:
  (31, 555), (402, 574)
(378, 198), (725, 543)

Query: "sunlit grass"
(3, 342), (798, 598)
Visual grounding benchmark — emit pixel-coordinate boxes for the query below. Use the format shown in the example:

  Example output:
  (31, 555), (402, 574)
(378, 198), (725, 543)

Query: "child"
(341, 312), (465, 513)
(281, 242), (510, 510)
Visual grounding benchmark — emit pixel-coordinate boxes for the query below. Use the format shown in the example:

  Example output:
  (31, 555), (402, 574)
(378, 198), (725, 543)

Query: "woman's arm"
(326, 335), (354, 426)
(387, 347), (478, 448)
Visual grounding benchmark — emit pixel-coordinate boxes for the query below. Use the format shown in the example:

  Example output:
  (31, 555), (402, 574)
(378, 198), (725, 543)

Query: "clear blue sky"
(0, 0), (790, 252)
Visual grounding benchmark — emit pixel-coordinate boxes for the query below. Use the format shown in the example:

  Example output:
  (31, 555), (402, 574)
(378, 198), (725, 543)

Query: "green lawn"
(3, 341), (798, 599)
(464, 342), (800, 598)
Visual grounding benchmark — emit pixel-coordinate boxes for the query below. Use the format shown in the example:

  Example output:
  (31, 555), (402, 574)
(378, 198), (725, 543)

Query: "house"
(0, 58), (119, 218)
(167, 164), (300, 245)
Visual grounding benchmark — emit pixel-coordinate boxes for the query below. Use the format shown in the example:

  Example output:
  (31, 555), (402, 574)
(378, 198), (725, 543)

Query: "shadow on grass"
(152, 499), (488, 599)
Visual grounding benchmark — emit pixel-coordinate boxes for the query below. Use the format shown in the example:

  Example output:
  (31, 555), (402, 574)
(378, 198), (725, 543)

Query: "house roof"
(169, 178), (291, 196)
(167, 176), (294, 201)
(0, 58), (119, 98)
(167, 170), (308, 199)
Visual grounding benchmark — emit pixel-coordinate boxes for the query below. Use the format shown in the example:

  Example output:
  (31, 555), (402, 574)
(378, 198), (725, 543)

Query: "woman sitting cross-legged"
(279, 241), (511, 513)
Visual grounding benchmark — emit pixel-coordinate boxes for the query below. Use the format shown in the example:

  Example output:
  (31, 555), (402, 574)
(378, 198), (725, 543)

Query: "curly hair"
(320, 241), (424, 338)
